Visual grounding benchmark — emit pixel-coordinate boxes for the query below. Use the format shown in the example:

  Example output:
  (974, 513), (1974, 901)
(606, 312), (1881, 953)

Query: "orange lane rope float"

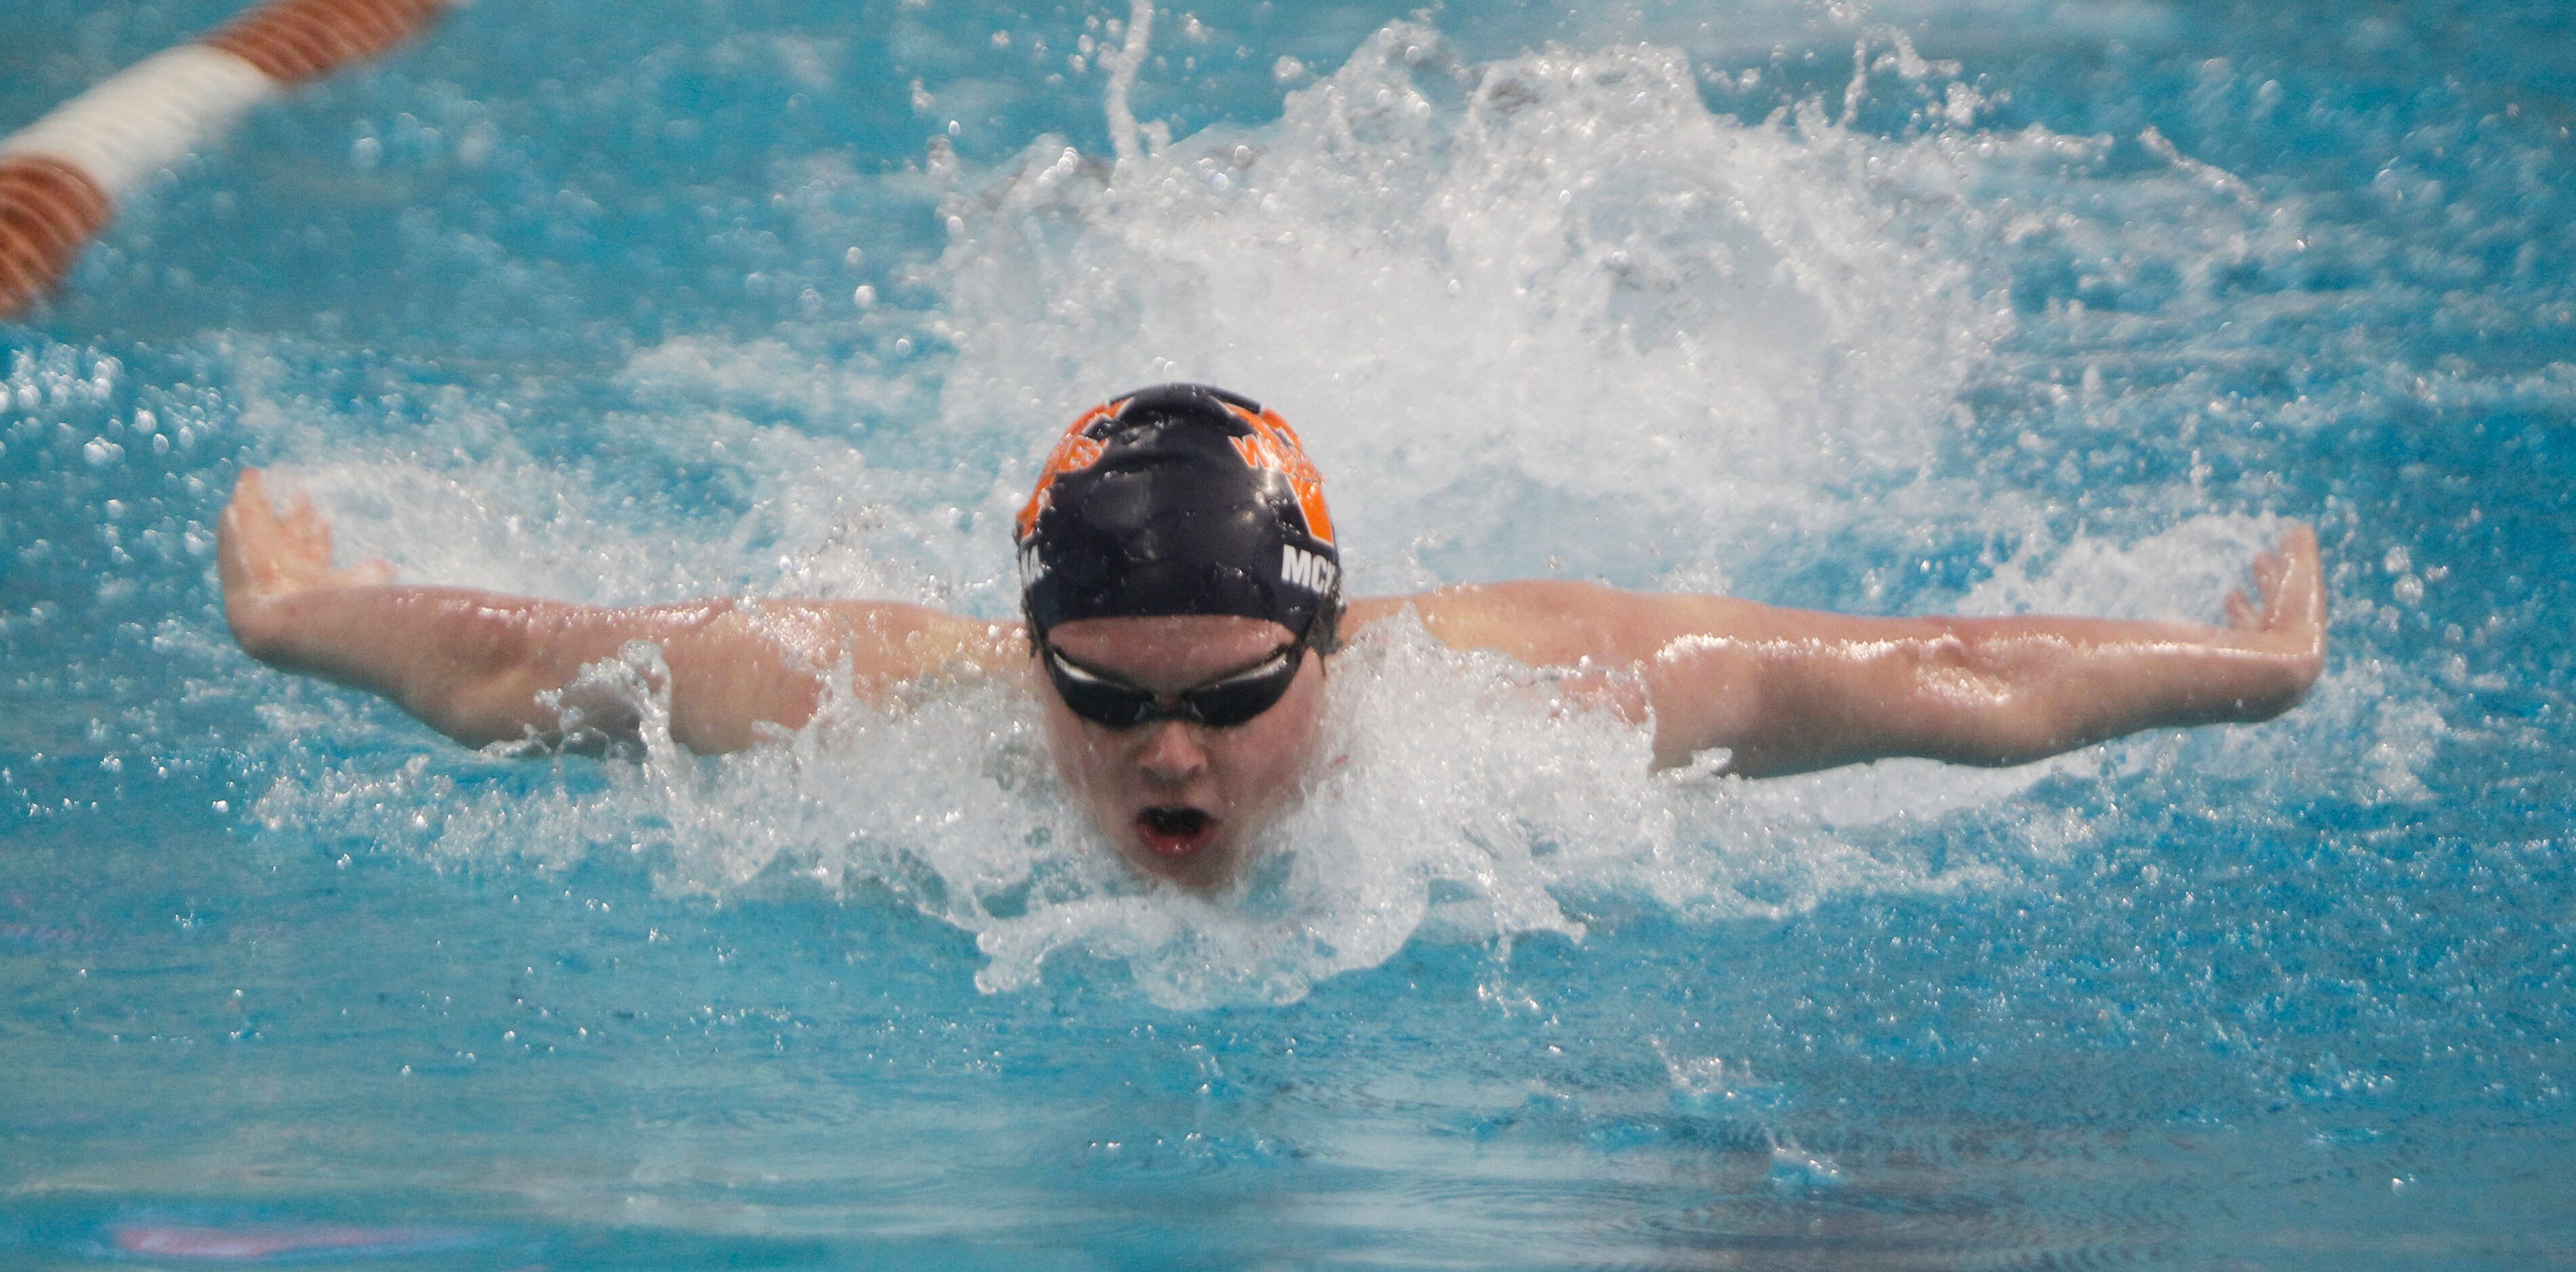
(0, 0), (453, 318)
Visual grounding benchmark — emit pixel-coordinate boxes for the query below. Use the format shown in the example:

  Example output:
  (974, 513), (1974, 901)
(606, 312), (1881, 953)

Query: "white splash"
(936, 22), (2006, 592)
(229, 22), (2433, 1008)
(255, 607), (2040, 1009)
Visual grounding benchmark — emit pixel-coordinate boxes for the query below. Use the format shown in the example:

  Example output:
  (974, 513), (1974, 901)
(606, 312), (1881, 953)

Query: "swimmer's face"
(1035, 614), (1328, 889)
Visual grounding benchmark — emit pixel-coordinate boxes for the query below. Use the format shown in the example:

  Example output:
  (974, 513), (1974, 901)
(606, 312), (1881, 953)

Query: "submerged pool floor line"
(0, 0), (452, 316)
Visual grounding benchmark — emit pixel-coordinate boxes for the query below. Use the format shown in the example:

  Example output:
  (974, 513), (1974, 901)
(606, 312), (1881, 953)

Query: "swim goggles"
(1041, 637), (1308, 729)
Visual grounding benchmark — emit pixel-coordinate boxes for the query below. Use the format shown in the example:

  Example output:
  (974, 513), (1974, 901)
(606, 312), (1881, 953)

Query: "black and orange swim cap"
(1015, 383), (1342, 648)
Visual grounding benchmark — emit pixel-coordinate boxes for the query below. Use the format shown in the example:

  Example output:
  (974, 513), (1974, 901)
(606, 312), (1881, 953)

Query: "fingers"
(2216, 523), (2327, 685)
(233, 466), (272, 512)
(223, 468), (289, 547)
(218, 469), (282, 630)
(2252, 547), (2285, 592)
(240, 480), (335, 568)
(2272, 523), (2325, 629)
(219, 469), (278, 591)
(221, 469), (270, 547)
(284, 492), (332, 561)
(2247, 551), (2286, 627)
(217, 467), (389, 600)
(2231, 525), (2324, 631)
(2239, 524), (2327, 683)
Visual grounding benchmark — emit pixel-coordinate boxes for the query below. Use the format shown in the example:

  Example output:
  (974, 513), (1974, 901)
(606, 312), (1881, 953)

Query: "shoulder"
(701, 599), (1027, 685)
(1348, 579), (1632, 631)
(1348, 582), (1772, 667)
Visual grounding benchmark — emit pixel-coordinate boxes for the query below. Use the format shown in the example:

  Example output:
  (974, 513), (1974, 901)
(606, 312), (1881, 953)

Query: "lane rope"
(0, 0), (454, 317)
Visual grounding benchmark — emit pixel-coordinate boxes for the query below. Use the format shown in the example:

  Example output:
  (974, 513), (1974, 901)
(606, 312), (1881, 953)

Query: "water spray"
(1101, 0), (1158, 168)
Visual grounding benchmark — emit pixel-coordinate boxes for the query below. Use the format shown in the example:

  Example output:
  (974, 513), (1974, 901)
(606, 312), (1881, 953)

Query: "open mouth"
(1136, 806), (1218, 858)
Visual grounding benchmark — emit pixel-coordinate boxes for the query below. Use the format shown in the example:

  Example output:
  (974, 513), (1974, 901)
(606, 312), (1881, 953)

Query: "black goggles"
(1041, 637), (1308, 729)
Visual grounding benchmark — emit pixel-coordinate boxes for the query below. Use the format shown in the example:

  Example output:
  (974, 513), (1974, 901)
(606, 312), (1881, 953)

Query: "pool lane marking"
(0, 0), (455, 318)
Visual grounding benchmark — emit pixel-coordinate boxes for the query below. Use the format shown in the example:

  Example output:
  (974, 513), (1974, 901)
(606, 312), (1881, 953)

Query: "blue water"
(5, 0), (2574, 1266)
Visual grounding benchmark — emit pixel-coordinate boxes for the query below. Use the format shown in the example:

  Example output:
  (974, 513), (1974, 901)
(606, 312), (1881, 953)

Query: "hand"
(217, 468), (393, 648)
(2222, 523), (2327, 685)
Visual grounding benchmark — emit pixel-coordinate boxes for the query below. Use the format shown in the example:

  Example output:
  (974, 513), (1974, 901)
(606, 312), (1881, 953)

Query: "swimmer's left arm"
(1364, 526), (2327, 776)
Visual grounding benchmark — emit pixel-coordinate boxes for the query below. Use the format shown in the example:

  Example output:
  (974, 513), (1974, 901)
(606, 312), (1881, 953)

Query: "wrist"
(225, 591), (293, 664)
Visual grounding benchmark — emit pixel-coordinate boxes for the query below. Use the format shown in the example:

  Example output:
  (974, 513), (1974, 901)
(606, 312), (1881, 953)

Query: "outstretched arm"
(1350, 526), (2327, 776)
(217, 469), (1018, 752)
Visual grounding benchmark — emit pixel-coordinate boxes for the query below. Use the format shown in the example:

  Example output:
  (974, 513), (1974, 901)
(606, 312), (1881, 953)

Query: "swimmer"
(219, 383), (2326, 887)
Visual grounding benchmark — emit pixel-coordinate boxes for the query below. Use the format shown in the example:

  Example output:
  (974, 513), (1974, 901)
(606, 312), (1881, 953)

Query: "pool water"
(5, 0), (2573, 1266)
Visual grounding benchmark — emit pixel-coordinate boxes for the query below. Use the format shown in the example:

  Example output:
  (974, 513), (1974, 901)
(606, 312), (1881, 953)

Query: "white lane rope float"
(0, 0), (454, 318)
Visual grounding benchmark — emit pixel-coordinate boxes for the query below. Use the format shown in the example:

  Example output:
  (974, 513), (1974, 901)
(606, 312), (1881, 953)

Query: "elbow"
(1908, 652), (2074, 766)
(395, 615), (553, 748)
(408, 676), (549, 750)
(416, 671), (639, 754)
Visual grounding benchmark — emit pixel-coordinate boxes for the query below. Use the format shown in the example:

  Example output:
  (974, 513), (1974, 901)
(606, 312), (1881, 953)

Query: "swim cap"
(1016, 383), (1342, 648)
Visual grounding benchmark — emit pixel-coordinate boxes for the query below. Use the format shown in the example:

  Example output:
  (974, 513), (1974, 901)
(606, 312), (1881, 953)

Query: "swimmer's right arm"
(217, 470), (1021, 753)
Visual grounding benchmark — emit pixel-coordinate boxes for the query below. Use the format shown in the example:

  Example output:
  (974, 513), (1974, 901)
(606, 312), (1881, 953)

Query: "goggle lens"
(1043, 643), (1304, 729)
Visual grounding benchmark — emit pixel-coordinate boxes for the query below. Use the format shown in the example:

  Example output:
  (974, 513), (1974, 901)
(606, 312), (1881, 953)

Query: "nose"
(1134, 720), (1208, 786)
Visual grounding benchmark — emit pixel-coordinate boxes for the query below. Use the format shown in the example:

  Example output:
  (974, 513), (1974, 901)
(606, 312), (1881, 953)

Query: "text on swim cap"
(1281, 545), (1337, 594)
